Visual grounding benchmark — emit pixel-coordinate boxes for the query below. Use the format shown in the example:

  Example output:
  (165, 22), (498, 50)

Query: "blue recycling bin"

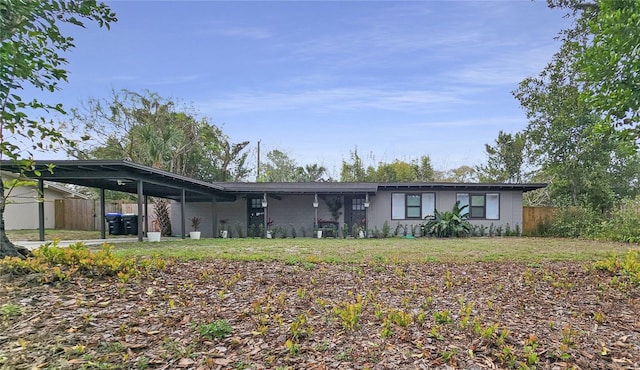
(105, 213), (124, 235)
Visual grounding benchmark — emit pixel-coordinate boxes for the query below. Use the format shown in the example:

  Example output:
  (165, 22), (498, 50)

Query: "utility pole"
(257, 140), (261, 180)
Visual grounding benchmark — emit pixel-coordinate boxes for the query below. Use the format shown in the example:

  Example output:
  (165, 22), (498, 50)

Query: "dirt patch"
(1, 260), (638, 369)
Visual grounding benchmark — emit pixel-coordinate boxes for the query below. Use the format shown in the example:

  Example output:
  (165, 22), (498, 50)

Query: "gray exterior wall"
(367, 190), (523, 233)
(171, 189), (525, 237)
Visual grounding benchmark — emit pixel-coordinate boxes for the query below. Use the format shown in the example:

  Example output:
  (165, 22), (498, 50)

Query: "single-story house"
(0, 160), (545, 240)
(173, 181), (544, 238)
(1, 171), (89, 230)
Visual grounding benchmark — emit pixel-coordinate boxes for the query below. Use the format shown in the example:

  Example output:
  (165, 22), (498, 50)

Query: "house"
(0, 160), (545, 239)
(172, 182), (544, 238)
(1, 171), (89, 230)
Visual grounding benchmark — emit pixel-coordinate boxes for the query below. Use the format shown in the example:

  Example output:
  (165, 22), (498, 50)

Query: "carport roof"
(0, 160), (225, 202)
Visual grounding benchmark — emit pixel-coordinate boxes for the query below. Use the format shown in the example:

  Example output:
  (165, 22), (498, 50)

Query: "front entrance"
(247, 197), (265, 237)
(344, 195), (366, 236)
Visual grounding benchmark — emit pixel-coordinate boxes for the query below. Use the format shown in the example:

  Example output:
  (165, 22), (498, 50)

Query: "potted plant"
(219, 219), (228, 238)
(189, 216), (201, 240)
(148, 219), (161, 242)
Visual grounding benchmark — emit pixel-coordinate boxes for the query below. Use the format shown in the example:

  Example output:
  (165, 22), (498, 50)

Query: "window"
(456, 193), (499, 220)
(391, 193), (435, 220)
(406, 194), (421, 218)
(352, 198), (365, 211)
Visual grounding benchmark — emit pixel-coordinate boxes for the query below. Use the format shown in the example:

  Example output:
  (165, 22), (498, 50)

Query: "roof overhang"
(0, 160), (547, 201)
(377, 182), (547, 193)
(0, 160), (226, 202)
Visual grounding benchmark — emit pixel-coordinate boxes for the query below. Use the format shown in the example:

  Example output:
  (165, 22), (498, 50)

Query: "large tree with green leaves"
(1, 0), (116, 258)
(577, 0), (640, 130)
(67, 90), (251, 182)
(513, 0), (640, 212)
(258, 149), (327, 182)
(476, 131), (526, 183)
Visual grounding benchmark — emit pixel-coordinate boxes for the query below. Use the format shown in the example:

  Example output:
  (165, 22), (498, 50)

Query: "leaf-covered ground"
(1, 259), (639, 369)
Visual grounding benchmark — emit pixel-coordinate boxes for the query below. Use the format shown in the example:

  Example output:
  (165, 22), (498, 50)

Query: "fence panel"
(54, 199), (157, 231)
(55, 199), (97, 231)
(522, 206), (555, 235)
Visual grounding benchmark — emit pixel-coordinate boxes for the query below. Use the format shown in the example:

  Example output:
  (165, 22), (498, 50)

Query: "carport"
(0, 160), (227, 242)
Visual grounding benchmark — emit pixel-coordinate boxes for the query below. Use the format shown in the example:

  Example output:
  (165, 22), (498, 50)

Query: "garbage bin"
(105, 213), (124, 235)
(122, 214), (139, 235)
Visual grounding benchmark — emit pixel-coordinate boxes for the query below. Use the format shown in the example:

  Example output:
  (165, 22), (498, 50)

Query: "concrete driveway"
(13, 237), (139, 250)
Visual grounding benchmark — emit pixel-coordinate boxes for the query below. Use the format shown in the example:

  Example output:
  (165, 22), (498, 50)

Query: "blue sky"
(38, 0), (571, 178)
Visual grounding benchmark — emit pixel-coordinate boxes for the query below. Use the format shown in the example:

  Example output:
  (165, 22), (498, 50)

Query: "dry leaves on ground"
(1, 259), (639, 369)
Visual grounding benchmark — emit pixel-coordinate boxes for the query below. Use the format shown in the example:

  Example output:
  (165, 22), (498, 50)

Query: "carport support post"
(212, 197), (217, 238)
(137, 180), (144, 242)
(38, 179), (44, 241)
(99, 188), (106, 239)
(181, 189), (186, 239)
(144, 195), (148, 234)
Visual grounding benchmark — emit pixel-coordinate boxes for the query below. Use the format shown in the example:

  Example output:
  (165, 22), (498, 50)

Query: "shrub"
(382, 221), (391, 238)
(600, 199), (640, 242)
(548, 207), (603, 238)
(423, 201), (471, 238)
(0, 241), (166, 283)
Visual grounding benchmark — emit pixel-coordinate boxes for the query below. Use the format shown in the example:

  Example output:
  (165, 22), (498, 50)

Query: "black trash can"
(105, 213), (124, 235)
(122, 214), (139, 235)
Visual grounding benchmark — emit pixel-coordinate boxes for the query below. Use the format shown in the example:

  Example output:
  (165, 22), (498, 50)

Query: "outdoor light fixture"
(117, 179), (126, 186)
(261, 193), (268, 208)
(313, 193), (319, 208)
(364, 193), (370, 208)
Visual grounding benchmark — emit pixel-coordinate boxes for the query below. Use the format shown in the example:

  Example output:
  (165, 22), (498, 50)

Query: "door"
(247, 197), (265, 237)
(344, 195), (366, 236)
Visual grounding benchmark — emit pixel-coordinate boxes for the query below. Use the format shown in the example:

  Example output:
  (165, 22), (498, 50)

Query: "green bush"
(600, 199), (640, 243)
(546, 207), (603, 238)
(423, 201), (471, 238)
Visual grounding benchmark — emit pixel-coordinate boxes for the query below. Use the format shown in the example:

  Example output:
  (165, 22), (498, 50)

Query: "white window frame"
(391, 192), (436, 220)
(456, 192), (500, 220)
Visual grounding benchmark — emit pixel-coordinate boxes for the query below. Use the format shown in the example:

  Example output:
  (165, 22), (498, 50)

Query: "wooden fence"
(54, 199), (158, 231)
(522, 206), (555, 235)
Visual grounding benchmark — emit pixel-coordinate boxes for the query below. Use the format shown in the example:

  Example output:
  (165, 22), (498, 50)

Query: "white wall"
(5, 187), (66, 230)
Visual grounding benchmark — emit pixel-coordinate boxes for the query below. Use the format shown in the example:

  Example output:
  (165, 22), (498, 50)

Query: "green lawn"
(108, 236), (636, 263)
(8, 229), (636, 263)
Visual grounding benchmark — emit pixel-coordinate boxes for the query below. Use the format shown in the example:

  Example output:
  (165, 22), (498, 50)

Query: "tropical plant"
(422, 201), (471, 238)
(190, 217), (201, 232)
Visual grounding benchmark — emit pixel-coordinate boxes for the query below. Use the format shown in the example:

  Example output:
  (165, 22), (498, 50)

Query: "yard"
(1, 237), (639, 369)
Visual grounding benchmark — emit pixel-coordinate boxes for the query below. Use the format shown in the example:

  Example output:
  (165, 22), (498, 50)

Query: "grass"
(107, 237), (635, 263)
(8, 229), (636, 263)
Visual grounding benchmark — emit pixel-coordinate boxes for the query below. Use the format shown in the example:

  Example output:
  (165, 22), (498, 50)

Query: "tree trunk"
(154, 198), (172, 236)
(0, 179), (32, 259)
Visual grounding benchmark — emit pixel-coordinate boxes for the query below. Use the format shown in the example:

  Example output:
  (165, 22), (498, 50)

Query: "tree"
(412, 155), (435, 182)
(442, 165), (477, 183)
(257, 149), (327, 182)
(259, 149), (299, 182)
(340, 147), (369, 182)
(297, 163), (327, 182)
(476, 131), (526, 183)
(578, 0), (640, 131)
(67, 90), (251, 182)
(373, 160), (417, 182)
(1, 0), (116, 258)
(513, 18), (640, 212)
